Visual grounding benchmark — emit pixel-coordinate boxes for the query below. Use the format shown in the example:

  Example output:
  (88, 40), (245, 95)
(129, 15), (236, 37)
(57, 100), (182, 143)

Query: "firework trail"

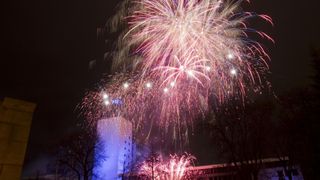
(81, 0), (273, 141)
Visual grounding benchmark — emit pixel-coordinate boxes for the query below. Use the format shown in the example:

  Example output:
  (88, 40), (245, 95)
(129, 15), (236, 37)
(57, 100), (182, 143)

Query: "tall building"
(0, 98), (36, 180)
(93, 117), (133, 180)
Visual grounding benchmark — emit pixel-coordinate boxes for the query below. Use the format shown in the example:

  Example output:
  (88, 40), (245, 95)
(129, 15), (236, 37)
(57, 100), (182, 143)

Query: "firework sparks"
(81, 0), (273, 141)
(139, 154), (195, 179)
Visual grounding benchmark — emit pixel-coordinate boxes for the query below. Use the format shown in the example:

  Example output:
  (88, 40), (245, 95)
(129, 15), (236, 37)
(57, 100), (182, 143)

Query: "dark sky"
(1, 0), (320, 173)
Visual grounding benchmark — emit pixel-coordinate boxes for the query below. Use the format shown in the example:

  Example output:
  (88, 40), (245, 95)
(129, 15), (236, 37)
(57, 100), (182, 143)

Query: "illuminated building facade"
(0, 98), (36, 180)
(93, 117), (133, 180)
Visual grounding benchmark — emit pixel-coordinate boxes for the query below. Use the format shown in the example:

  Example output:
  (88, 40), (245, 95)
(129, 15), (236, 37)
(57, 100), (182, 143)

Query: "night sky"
(1, 0), (320, 174)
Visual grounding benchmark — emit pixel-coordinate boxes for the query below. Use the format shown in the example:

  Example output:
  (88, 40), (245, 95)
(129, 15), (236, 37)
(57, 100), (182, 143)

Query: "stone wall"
(0, 98), (36, 180)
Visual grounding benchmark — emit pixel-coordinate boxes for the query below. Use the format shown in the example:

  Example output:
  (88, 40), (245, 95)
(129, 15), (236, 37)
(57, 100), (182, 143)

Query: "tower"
(93, 117), (133, 180)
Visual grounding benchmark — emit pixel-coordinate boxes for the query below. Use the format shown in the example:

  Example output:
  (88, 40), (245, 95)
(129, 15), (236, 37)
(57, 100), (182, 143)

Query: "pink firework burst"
(139, 154), (195, 179)
(81, 0), (273, 141)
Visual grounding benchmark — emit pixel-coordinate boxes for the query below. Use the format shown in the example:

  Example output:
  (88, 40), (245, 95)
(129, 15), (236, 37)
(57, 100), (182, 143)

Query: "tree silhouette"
(206, 99), (275, 180)
(57, 129), (106, 180)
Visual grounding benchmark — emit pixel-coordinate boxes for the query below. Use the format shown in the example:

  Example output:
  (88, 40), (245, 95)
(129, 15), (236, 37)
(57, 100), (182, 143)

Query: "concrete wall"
(0, 98), (36, 180)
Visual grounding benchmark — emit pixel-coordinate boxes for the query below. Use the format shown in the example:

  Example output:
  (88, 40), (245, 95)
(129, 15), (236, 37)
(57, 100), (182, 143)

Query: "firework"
(81, 0), (272, 141)
(139, 154), (195, 179)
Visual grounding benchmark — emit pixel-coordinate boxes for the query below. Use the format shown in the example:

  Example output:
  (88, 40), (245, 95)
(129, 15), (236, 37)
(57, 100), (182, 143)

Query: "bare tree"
(208, 100), (274, 180)
(273, 48), (320, 180)
(274, 89), (319, 180)
(57, 129), (106, 180)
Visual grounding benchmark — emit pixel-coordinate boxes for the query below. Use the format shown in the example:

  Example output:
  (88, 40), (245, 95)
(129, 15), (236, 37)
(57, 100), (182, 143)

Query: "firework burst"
(139, 154), (195, 179)
(81, 0), (273, 141)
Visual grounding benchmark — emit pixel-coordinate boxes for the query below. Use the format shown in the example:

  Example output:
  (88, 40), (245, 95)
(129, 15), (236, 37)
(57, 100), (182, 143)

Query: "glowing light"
(187, 70), (194, 77)
(163, 88), (169, 93)
(170, 82), (175, 87)
(123, 82), (129, 89)
(205, 66), (211, 71)
(230, 68), (237, 75)
(112, 98), (123, 106)
(146, 82), (152, 88)
(102, 93), (109, 99)
(227, 53), (235, 60)
(104, 100), (110, 106)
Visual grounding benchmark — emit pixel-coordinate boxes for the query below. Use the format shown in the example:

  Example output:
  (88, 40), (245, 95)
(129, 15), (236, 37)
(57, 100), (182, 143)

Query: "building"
(124, 157), (304, 180)
(93, 117), (133, 180)
(187, 158), (303, 180)
(0, 98), (36, 180)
